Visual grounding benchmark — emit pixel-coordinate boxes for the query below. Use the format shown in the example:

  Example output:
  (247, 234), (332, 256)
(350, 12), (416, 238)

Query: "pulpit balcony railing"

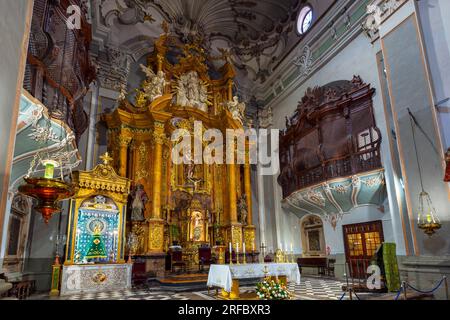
(280, 134), (382, 198)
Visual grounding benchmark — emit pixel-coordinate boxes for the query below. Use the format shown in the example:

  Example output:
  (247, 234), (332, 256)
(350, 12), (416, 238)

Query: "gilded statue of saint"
(130, 184), (149, 221)
(237, 194), (248, 225)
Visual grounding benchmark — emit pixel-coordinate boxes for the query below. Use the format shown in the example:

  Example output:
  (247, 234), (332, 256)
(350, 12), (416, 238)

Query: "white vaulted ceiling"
(91, 0), (335, 101)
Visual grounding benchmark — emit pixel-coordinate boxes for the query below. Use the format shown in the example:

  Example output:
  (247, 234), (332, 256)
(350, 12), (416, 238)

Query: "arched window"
(297, 5), (313, 35)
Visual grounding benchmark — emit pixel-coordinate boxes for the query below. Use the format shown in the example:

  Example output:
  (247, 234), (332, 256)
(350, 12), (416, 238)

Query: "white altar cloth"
(207, 263), (301, 292)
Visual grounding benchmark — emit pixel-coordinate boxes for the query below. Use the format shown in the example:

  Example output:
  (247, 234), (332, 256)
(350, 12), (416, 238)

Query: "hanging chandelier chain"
(408, 108), (425, 192)
(407, 108), (445, 167)
(52, 27), (70, 118)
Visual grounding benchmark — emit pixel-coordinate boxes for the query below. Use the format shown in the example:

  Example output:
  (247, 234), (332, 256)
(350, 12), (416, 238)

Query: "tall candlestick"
(243, 243), (246, 264)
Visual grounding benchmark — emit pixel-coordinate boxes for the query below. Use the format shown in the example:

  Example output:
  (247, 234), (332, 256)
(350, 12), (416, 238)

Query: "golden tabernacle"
(103, 29), (256, 276)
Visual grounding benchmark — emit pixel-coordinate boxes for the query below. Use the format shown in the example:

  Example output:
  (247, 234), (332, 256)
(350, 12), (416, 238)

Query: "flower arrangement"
(256, 277), (292, 300)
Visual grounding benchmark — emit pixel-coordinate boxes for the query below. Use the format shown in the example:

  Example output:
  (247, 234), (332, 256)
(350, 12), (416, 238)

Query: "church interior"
(0, 0), (450, 301)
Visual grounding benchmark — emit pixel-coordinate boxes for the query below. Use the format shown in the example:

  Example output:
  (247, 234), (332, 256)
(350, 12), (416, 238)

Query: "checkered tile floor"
(296, 277), (346, 300)
(196, 276), (346, 300)
(28, 276), (347, 300)
(61, 289), (192, 300)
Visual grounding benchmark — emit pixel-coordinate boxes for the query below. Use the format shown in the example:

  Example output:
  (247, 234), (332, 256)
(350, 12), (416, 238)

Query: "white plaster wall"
(267, 32), (406, 256)
(418, 0), (450, 148)
(0, 0), (32, 263)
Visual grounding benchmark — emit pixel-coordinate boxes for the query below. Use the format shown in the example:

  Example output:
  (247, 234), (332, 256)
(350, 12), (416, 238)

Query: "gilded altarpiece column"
(117, 132), (132, 177)
(226, 161), (243, 251)
(147, 121), (166, 253)
(243, 145), (256, 251)
(101, 31), (257, 271)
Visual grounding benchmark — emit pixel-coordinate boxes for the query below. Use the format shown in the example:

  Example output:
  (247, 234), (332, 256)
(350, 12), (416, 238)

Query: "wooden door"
(343, 221), (384, 279)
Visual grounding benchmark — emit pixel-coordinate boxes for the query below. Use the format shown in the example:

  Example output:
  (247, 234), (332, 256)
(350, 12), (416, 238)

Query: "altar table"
(207, 263), (300, 299)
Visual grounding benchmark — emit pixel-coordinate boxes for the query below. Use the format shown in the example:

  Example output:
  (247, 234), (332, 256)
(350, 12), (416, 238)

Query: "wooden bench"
(297, 257), (331, 276)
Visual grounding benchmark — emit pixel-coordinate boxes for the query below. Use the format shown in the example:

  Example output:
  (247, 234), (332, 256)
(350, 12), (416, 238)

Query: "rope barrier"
(394, 287), (403, 300)
(338, 276), (448, 301)
(352, 291), (362, 300)
(406, 277), (445, 294)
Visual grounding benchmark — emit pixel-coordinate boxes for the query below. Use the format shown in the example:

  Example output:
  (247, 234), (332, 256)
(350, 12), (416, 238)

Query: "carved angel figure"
(130, 184), (149, 221)
(139, 64), (166, 103)
(174, 71), (210, 112)
(226, 96), (246, 124)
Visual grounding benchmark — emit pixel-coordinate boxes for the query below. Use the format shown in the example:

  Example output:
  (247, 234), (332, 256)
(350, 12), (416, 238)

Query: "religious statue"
(85, 225), (107, 261)
(139, 64), (167, 103)
(174, 71), (210, 112)
(237, 194), (248, 225)
(191, 211), (204, 241)
(183, 152), (195, 181)
(130, 184), (149, 221)
(226, 96), (246, 124)
(258, 105), (273, 128)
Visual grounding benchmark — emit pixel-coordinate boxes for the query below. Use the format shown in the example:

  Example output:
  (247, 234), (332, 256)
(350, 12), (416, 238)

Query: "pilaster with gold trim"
(147, 218), (165, 252)
(243, 142), (255, 251)
(147, 121), (167, 253)
(117, 133), (132, 177)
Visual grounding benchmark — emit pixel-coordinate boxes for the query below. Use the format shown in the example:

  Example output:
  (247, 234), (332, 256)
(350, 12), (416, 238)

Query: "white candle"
(243, 243), (246, 255)
(291, 242), (293, 252)
(252, 242), (255, 252)
(236, 242), (239, 255)
(229, 242), (232, 253)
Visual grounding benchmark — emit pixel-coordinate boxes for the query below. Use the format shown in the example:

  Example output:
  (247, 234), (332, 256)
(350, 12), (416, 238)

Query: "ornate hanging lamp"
(18, 27), (77, 224)
(408, 109), (441, 236)
(18, 125), (77, 223)
(18, 169), (75, 224)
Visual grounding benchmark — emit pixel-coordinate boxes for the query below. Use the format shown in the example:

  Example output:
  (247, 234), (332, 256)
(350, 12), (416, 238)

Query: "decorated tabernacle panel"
(61, 153), (131, 295)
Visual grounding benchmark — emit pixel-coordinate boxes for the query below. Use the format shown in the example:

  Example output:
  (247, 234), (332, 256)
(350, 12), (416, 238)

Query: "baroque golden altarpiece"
(103, 30), (255, 269)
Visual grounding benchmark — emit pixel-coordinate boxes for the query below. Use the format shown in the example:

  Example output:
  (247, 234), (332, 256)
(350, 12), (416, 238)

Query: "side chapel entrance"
(343, 220), (384, 279)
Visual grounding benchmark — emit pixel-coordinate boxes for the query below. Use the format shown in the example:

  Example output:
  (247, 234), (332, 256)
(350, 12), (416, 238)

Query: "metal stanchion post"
(444, 276), (448, 300)
(402, 281), (407, 300)
(349, 288), (353, 301)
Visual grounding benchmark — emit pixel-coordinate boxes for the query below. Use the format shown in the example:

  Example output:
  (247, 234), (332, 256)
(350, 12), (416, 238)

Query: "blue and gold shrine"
(60, 153), (132, 295)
